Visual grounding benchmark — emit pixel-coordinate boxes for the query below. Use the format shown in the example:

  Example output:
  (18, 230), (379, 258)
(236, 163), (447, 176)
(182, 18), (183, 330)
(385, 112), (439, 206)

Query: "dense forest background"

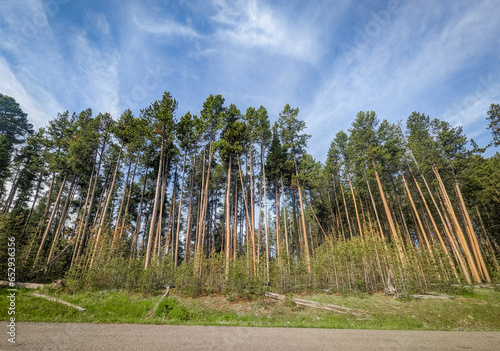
(1, 91), (499, 296)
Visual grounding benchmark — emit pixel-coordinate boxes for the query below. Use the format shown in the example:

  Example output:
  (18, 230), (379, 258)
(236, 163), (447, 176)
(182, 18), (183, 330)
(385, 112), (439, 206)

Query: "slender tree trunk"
(433, 166), (480, 283)
(184, 173), (194, 264)
(131, 167), (149, 260)
(293, 156), (311, 274)
(455, 182), (490, 283)
(340, 179), (353, 239)
(237, 154), (255, 274)
(249, 145), (256, 273)
(153, 165), (167, 259)
(74, 144), (106, 265)
(476, 205), (500, 271)
(373, 163), (405, 265)
(2, 165), (21, 213)
(144, 141), (164, 269)
(275, 181), (281, 258)
(225, 158), (232, 278)
(23, 172), (43, 231)
(233, 180), (238, 260)
(198, 145), (214, 256)
(261, 144), (270, 280)
(348, 176), (363, 240)
(166, 168), (177, 259)
(33, 174), (67, 268)
(365, 175), (384, 241)
(71, 169), (94, 268)
(174, 151), (187, 271)
(90, 144), (123, 268)
(332, 177), (346, 242)
(408, 166), (458, 277)
(281, 175), (290, 259)
(112, 157), (133, 251)
(46, 176), (77, 272)
(30, 172), (56, 252)
(119, 160), (137, 241)
(402, 173), (433, 253)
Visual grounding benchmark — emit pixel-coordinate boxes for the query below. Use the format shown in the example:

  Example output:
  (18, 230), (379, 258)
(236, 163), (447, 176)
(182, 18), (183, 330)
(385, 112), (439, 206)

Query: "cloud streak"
(304, 0), (500, 160)
(0, 0), (498, 160)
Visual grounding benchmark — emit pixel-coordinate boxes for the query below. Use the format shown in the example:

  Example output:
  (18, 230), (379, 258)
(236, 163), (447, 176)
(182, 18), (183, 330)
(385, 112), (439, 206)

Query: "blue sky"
(1, 0), (499, 161)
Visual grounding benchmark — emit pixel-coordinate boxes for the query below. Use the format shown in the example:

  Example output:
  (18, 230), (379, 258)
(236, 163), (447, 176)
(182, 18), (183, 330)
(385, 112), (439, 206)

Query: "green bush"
(155, 297), (190, 320)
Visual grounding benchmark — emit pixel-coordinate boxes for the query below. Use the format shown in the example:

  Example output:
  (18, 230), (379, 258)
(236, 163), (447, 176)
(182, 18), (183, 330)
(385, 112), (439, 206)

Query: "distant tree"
(0, 94), (33, 198)
(0, 93), (33, 146)
(486, 103), (500, 147)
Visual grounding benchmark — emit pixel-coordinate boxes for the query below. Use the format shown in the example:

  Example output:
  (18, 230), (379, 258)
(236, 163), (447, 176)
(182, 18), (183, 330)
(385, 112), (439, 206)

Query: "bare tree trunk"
(90, 144), (123, 268)
(174, 151), (187, 271)
(294, 157), (311, 273)
(249, 145), (256, 272)
(46, 176), (77, 272)
(373, 163), (405, 265)
(23, 172), (43, 231)
(262, 146), (270, 280)
(476, 205), (500, 271)
(402, 173), (433, 253)
(275, 181), (281, 258)
(33, 174), (67, 268)
(407, 166), (459, 279)
(225, 158), (232, 278)
(281, 175), (290, 259)
(153, 166), (167, 259)
(340, 179), (353, 239)
(198, 145), (214, 256)
(237, 154), (255, 274)
(233, 180), (238, 260)
(119, 160), (137, 241)
(433, 166), (480, 283)
(71, 168), (94, 268)
(145, 143), (164, 269)
(348, 176), (363, 240)
(455, 182), (490, 283)
(2, 164), (21, 213)
(167, 168), (177, 259)
(365, 175), (384, 241)
(112, 157), (133, 251)
(332, 177), (346, 242)
(184, 168), (194, 264)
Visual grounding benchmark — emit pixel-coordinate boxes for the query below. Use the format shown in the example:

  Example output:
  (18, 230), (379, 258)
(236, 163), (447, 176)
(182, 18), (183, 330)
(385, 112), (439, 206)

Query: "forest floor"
(1, 286), (499, 331)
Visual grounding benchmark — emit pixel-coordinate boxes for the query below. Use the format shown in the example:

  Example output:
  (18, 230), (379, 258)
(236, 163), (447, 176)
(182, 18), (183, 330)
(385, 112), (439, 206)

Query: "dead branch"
(148, 285), (171, 317)
(0, 281), (46, 289)
(32, 293), (86, 311)
(410, 294), (454, 300)
(265, 292), (370, 317)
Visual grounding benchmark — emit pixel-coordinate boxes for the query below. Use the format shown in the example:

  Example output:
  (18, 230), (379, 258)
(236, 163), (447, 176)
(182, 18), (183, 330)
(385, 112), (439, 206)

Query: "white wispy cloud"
(0, 0), (66, 126)
(304, 0), (500, 159)
(132, 7), (200, 38)
(209, 0), (321, 62)
(71, 27), (121, 118)
(0, 1), (121, 122)
(0, 57), (63, 127)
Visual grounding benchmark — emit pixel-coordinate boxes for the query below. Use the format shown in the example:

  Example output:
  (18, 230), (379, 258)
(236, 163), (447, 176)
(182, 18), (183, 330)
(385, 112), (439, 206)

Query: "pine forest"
(1, 91), (500, 296)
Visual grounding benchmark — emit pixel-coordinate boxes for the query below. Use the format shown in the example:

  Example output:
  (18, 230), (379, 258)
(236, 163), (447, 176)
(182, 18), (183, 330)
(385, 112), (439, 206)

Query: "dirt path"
(2, 322), (499, 350)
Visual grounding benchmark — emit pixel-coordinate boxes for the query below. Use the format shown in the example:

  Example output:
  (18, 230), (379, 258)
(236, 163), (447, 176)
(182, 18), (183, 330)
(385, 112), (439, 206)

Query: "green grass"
(1, 287), (499, 330)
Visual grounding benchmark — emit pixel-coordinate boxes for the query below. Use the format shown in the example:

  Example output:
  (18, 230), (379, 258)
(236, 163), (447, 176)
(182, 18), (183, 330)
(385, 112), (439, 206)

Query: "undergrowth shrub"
(155, 297), (190, 320)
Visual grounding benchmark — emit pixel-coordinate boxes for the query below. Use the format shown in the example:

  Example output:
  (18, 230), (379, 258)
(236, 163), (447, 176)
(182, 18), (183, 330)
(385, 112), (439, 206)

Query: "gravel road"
(2, 322), (499, 350)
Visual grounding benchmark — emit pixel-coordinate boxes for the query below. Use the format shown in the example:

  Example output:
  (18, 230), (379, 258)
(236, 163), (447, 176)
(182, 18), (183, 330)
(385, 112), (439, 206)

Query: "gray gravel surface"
(1, 322), (500, 350)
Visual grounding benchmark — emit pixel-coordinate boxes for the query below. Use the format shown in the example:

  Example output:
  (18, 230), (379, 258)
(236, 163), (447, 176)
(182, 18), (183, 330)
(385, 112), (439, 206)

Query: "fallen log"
(147, 285), (171, 317)
(410, 294), (454, 300)
(0, 281), (46, 289)
(32, 293), (86, 311)
(265, 292), (370, 317)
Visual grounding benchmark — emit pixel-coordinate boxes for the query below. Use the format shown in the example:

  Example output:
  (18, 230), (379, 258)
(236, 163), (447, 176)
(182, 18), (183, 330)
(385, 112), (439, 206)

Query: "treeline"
(0, 92), (499, 295)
